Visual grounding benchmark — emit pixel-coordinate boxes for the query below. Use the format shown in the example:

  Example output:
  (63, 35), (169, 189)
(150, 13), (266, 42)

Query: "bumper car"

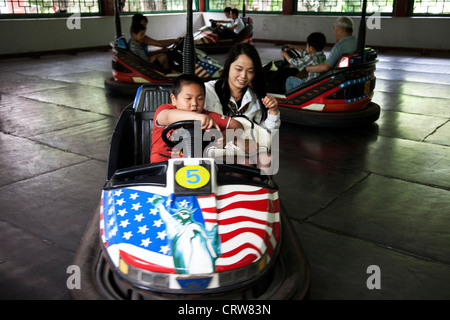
(264, 0), (380, 128)
(71, 84), (310, 300)
(104, 1), (223, 96)
(104, 38), (223, 96)
(264, 47), (380, 127)
(193, 16), (254, 53)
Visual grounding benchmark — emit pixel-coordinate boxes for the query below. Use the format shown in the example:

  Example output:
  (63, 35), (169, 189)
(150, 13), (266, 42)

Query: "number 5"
(186, 169), (200, 184)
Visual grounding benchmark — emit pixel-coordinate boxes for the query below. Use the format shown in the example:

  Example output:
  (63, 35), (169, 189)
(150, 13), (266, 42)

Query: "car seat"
(133, 84), (173, 165)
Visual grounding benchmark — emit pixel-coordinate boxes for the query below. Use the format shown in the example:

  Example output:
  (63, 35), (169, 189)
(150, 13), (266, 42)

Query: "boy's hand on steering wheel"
(196, 113), (221, 131)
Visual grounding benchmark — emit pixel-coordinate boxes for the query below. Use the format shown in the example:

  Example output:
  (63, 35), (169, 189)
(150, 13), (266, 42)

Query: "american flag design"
(194, 49), (222, 79)
(100, 184), (280, 275)
(194, 30), (220, 45)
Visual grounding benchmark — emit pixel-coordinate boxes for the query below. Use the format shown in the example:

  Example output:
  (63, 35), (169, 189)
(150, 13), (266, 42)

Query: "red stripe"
(219, 215), (268, 226)
(220, 227), (266, 243)
(219, 199), (269, 213)
(219, 242), (263, 258)
(216, 188), (267, 200)
(216, 253), (257, 272)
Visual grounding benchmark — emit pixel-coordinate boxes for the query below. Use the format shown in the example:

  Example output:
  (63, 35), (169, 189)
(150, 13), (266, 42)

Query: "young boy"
(281, 32), (327, 91)
(150, 74), (257, 163)
(129, 22), (171, 71)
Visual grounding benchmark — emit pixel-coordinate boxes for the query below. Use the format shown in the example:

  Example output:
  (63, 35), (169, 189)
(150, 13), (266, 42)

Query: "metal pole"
(357, 0), (368, 61)
(114, 0), (122, 39)
(183, 0), (195, 74)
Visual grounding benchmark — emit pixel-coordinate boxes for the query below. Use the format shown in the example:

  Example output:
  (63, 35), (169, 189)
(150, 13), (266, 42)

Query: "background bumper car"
(194, 16), (254, 53)
(264, 0), (380, 128)
(104, 37), (223, 96)
(264, 48), (380, 127)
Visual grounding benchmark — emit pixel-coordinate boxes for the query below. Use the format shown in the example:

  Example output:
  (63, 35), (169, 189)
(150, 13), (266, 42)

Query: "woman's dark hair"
(214, 43), (267, 121)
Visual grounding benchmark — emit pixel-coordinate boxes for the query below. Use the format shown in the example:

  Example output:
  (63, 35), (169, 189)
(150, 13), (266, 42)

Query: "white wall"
(1, 12), (449, 56)
(0, 13), (205, 55)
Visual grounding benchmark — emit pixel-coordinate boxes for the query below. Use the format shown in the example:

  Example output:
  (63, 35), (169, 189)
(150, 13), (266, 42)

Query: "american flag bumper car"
(104, 37), (223, 96)
(71, 84), (309, 300)
(193, 17), (254, 53)
(264, 47), (381, 128)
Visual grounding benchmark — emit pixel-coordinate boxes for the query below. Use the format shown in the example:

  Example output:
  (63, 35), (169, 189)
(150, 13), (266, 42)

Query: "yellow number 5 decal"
(175, 165), (210, 189)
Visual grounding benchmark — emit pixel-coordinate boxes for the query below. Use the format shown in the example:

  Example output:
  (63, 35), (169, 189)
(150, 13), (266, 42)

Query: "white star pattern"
(134, 213), (144, 222)
(130, 193), (139, 200)
(156, 230), (167, 240)
(138, 225), (149, 234)
(153, 219), (163, 228)
(116, 198), (125, 206)
(109, 226), (118, 237)
(179, 199), (189, 207)
(123, 231), (133, 240)
(119, 219), (130, 228)
(141, 238), (152, 247)
(117, 208), (127, 217)
(108, 216), (115, 227)
(159, 244), (170, 254)
(131, 202), (142, 211)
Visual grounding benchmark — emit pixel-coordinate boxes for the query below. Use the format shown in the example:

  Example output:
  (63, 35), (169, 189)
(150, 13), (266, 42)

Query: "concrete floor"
(0, 43), (449, 300)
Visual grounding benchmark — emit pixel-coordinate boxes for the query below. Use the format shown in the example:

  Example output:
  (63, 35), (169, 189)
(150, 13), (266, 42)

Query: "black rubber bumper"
(104, 77), (143, 96)
(279, 102), (381, 128)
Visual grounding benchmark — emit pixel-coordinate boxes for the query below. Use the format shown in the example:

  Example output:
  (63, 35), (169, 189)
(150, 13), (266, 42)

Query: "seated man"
(305, 16), (357, 74)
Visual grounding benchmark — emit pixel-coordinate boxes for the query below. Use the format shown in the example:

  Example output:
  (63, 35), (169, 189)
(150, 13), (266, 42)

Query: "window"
(411, 0), (450, 15)
(121, 0), (198, 13)
(0, 0), (101, 15)
(207, 0), (283, 12)
(296, 0), (394, 15)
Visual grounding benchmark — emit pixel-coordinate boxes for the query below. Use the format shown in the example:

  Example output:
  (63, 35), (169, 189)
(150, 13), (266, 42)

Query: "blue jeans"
(285, 76), (305, 91)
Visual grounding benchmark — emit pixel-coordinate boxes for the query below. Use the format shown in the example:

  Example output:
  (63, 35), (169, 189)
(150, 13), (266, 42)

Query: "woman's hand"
(261, 95), (279, 115)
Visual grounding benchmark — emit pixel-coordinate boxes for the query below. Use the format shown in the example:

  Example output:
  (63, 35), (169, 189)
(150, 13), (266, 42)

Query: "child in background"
(129, 23), (171, 71)
(281, 32), (327, 91)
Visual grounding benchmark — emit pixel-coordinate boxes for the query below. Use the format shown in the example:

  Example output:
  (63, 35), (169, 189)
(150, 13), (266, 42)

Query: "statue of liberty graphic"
(151, 195), (220, 274)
